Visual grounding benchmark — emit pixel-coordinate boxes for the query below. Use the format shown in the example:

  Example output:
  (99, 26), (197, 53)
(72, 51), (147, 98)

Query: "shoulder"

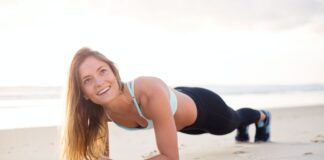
(135, 76), (164, 84)
(134, 76), (168, 92)
(133, 76), (172, 119)
(133, 76), (169, 102)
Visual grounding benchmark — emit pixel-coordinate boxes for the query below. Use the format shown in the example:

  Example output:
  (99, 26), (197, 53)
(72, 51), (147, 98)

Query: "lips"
(97, 86), (111, 96)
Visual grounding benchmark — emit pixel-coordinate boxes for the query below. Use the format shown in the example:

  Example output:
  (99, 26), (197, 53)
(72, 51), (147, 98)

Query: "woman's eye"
(100, 69), (107, 74)
(83, 79), (92, 85)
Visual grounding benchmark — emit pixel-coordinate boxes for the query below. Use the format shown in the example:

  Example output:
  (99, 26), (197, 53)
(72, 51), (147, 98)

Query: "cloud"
(1, 0), (324, 32)
(92, 0), (324, 32)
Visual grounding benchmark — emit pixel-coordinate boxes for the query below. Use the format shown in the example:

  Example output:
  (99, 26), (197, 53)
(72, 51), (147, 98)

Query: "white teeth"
(97, 87), (110, 95)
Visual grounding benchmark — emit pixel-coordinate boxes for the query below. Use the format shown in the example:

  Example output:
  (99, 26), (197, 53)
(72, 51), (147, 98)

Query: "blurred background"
(1, 0), (324, 129)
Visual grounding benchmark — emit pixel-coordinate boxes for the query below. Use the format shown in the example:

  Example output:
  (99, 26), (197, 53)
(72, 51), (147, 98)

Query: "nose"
(95, 77), (104, 88)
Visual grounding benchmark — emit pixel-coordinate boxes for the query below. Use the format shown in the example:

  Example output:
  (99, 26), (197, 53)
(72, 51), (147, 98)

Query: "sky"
(0, 0), (324, 86)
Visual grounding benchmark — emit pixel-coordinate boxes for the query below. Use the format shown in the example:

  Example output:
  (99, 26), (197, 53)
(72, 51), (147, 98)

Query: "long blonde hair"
(62, 47), (123, 160)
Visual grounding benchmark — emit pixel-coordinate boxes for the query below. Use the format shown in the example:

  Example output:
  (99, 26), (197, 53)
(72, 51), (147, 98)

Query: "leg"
(197, 91), (262, 136)
(176, 87), (270, 140)
(180, 129), (207, 135)
(236, 108), (261, 126)
(178, 87), (244, 135)
(235, 108), (261, 142)
(176, 87), (238, 135)
(235, 108), (271, 142)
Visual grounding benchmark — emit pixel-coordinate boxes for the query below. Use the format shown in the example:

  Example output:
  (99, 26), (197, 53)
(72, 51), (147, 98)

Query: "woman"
(62, 47), (271, 160)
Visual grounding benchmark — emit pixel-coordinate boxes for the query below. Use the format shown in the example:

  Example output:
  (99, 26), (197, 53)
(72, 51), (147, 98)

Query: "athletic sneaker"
(235, 126), (249, 142)
(254, 110), (271, 142)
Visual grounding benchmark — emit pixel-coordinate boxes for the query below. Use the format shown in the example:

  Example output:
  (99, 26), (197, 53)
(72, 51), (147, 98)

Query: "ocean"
(1, 85), (324, 129)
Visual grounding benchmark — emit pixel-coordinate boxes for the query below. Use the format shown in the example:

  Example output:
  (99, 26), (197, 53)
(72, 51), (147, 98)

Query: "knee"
(208, 118), (239, 135)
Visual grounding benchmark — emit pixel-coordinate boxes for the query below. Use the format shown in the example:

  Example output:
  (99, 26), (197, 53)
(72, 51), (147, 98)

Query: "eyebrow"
(97, 65), (105, 72)
(81, 65), (106, 81)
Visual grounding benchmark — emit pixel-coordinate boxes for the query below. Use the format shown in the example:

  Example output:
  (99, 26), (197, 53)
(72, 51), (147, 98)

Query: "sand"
(1, 105), (324, 160)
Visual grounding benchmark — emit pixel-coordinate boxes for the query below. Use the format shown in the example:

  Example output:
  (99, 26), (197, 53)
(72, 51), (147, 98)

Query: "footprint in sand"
(179, 144), (186, 150)
(233, 150), (246, 155)
(142, 150), (158, 159)
(311, 134), (324, 143)
(312, 139), (324, 143)
(303, 152), (313, 156)
(317, 134), (324, 137)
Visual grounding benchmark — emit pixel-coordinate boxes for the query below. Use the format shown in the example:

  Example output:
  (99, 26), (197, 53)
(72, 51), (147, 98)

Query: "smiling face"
(79, 56), (120, 106)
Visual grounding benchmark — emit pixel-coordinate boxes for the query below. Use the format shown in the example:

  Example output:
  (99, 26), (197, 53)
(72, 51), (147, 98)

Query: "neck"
(103, 84), (133, 112)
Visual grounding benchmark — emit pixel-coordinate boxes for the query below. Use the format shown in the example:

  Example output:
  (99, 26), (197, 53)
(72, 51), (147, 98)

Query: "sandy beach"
(1, 105), (323, 160)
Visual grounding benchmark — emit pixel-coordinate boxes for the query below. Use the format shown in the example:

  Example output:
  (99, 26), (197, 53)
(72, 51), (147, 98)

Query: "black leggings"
(175, 87), (260, 135)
